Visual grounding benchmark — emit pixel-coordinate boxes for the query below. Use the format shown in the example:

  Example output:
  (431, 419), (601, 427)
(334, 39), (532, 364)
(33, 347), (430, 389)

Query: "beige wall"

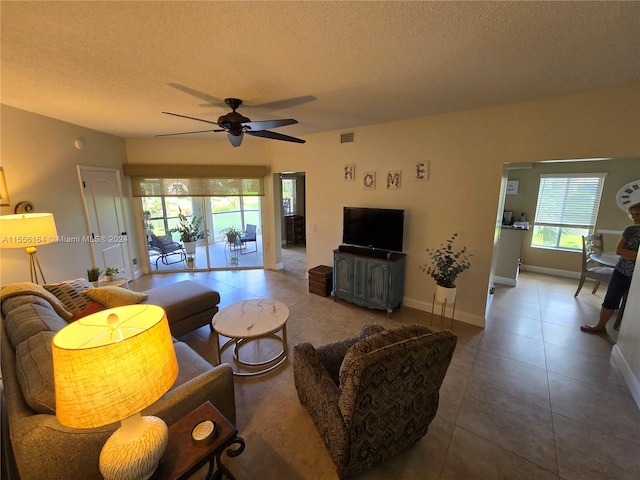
(2, 82), (639, 403)
(268, 82), (640, 327)
(504, 158), (640, 273)
(0, 105), (131, 286)
(3, 83), (639, 324)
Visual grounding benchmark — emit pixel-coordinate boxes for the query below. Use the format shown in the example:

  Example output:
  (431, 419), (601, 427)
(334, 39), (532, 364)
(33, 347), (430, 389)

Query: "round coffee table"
(212, 299), (289, 376)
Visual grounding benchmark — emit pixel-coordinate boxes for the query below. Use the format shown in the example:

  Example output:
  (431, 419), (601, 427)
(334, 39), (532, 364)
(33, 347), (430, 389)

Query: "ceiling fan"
(158, 98), (306, 147)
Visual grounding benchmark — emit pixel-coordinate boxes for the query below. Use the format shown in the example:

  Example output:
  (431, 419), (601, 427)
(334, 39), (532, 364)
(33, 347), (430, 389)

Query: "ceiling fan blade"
(155, 129), (224, 137)
(243, 119), (298, 130)
(167, 83), (226, 108)
(246, 130), (306, 144)
(228, 132), (244, 147)
(250, 95), (317, 111)
(162, 111), (220, 126)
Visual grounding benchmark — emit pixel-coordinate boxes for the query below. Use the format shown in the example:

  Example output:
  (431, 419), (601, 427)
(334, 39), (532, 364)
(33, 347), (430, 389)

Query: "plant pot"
(184, 241), (197, 255)
(103, 275), (113, 283)
(435, 284), (457, 304)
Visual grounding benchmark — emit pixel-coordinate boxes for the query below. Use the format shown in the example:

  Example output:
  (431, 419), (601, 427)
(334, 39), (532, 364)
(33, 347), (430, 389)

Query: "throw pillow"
(70, 300), (106, 322)
(15, 331), (56, 414)
(84, 286), (148, 308)
(43, 278), (94, 314)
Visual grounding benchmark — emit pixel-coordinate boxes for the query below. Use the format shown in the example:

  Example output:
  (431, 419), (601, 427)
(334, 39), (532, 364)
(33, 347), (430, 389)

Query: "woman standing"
(581, 202), (640, 334)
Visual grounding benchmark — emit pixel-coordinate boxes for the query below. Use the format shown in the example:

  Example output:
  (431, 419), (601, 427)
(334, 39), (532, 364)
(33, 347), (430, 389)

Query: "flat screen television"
(342, 207), (404, 253)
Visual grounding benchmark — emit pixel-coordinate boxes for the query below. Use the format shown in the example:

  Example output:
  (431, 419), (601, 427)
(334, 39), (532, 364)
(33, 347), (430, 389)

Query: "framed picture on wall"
(387, 171), (401, 190)
(506, 180), (519, 195)
(344, 164), (355, 181)
(413, 161), (428, 181)
(363, 171), (376, 190)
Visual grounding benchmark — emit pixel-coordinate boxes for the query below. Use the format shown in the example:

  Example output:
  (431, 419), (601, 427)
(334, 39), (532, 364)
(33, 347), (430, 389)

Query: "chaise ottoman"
(142, 280), (220, 337)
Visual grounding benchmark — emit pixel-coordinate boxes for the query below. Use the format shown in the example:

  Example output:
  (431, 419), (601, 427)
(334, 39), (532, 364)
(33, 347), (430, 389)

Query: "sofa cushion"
(4, 303), (68, 348)
(15, 331), (56, 414)
(142, 281), (220, 323)
(44, 278), (94, 314)
(84, 286), (148, 308)
(1, 294), (58, 317)
(172, 342), (215, 388)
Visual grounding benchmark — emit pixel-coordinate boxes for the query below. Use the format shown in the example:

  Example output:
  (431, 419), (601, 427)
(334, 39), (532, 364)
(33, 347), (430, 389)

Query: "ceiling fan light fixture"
(160, 97), (305, 146)
(228, 132), (244, 147)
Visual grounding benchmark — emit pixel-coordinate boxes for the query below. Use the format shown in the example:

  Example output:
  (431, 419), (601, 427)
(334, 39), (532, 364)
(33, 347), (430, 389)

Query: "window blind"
(534, 174), (606, 228)
(123, 164), (268, 197)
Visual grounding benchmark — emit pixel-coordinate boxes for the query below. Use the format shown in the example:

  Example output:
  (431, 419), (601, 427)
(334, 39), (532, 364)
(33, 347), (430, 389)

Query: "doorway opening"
(280, 172), (306, 272)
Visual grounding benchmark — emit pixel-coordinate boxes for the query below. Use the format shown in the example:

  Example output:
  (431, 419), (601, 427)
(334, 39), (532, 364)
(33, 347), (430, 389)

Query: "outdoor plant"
(169, 209), (208, 243)
(421, 233), (472, 288)
(220, 226), (243, 242)
(86, 267), (103, 282)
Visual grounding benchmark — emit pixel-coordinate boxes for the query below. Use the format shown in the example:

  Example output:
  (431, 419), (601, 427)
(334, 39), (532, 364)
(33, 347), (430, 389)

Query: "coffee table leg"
(214, 330), (222, 366)
(282, 323), (288, 353)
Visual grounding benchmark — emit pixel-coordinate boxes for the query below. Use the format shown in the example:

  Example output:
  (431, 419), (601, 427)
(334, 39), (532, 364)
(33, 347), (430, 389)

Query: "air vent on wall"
(340, 132), (355, 144)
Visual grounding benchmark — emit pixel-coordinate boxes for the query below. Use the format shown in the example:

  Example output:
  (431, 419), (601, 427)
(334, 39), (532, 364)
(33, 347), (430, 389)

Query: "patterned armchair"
(293, 324), (457, 479)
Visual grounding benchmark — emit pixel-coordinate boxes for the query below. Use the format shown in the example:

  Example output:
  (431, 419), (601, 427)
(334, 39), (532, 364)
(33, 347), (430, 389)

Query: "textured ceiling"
(1, 1), (639, 141)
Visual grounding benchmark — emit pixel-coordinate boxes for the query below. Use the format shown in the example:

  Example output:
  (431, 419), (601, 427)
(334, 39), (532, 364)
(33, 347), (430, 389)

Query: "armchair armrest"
(293, 343), (350, 469)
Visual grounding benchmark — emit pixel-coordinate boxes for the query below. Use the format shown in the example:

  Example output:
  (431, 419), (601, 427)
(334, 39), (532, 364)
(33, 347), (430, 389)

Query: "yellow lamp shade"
(0, 213), (58, 248)
(52, 304), (178, 429)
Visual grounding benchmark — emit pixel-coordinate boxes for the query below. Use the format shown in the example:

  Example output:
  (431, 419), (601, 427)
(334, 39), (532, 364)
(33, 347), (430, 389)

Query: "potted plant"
(86, 266), (103, 283)
(169, 209), (208, 254)
(186, 255), (195, 269)
(421, 233), (471, 303)
(220, 226), (243, 245)
(104, 267), (120, 282)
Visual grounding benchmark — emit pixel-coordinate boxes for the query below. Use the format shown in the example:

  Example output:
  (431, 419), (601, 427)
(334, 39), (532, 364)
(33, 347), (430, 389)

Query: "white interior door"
(78, 166), (132, 281)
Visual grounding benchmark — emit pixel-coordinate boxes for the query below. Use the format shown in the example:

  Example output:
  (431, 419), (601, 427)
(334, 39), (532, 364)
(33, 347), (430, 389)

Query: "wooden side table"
(91, 401), (244, 480)
(153, 401), (244, 480)
(90, 278), (129, 289)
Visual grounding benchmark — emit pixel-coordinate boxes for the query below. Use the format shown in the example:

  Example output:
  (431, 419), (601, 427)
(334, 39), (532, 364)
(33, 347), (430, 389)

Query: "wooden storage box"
(308, 265), (333, 296)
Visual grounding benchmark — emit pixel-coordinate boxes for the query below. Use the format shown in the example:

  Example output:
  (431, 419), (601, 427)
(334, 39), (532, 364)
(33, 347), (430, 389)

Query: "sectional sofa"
(0, 279), (231, 479)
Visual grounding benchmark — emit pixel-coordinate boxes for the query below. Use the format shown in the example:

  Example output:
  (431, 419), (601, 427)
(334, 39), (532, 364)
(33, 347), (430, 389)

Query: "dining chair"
(240, 224), (257, 254)
(574, 234), (614, 296)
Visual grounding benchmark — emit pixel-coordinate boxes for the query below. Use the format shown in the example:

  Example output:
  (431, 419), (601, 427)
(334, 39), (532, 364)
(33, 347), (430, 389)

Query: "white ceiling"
(2, 1), (639, 142)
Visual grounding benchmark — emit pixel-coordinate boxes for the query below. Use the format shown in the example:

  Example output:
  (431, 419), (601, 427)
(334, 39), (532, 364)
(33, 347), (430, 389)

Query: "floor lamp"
(52, 304), (178, 480)
(0, 213), (58, 283)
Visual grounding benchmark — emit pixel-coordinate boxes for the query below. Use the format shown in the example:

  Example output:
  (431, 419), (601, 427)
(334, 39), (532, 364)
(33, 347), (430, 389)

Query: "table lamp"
(52, 304), (179, 480)
(0, 212), (58, 283)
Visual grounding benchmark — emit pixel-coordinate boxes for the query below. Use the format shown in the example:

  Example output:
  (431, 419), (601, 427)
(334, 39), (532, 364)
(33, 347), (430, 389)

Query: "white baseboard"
(493, 275), (517, 287)
(612, 345), (640, 410)
(402, 297), (485, 327)
(264, 262), (284, 271)
(520, 264), (580, 279)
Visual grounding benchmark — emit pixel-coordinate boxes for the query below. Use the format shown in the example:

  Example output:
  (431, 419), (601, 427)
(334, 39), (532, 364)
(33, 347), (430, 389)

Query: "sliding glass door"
(142, 196), (262, 272)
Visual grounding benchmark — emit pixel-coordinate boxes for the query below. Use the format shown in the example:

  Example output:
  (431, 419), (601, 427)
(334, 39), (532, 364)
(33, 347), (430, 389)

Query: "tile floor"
(129, 247), (639, 480)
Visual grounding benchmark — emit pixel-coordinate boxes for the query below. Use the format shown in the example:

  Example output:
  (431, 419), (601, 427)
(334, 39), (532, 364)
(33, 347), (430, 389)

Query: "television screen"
(342, 207), (404, 252)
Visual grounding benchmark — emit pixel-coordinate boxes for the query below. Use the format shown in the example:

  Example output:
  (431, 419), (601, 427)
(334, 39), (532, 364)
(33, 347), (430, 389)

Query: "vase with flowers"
(421, 233), (471, 303)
